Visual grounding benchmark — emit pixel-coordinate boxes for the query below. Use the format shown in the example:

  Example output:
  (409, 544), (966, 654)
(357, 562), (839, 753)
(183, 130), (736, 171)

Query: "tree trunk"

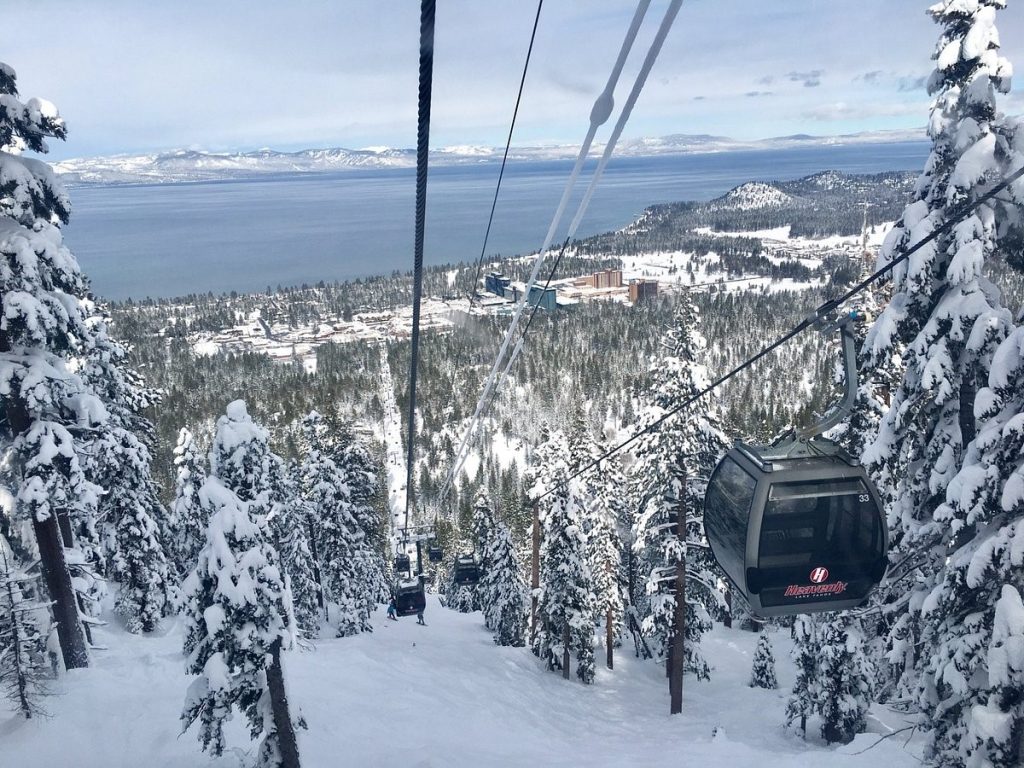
(1, 331), (89, 670)
(606, 605), (614, 670)
(306, 519), (323, 609)
(2, 547), (32, 717)
(562, 623), (570, 680)
(267, 637), (302, 768)
(723, 587), (732, 629)
(32, 513), (89, 669)
(669, 463), (686, 715)
(959, 376), (977, 453)
(56, 509), (74, 548)
(530, 504), (539, 646)
(56, 508), (92, 646)
(670, 555), (686, 713)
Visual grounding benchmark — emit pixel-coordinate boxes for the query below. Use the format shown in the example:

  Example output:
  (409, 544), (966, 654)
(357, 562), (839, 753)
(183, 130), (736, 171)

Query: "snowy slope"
(1, 597), (924, 768)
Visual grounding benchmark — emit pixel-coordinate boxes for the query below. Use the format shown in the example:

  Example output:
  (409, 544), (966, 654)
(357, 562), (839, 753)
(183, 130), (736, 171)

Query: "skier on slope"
(416, 605), (426, 626)
(387, 597), (398, 621)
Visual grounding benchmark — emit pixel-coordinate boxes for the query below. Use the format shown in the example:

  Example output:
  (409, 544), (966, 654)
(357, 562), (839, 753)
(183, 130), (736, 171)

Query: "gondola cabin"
(453, 554), (480, 586)
(394, 578), (426, 617)
(704, 439), (887, 617)
(428, 545), (443, 563)
(394, 553), (411, 573)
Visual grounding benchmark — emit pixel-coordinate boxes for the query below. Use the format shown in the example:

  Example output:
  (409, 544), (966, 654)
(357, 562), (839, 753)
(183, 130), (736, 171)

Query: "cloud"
(897, 74), (929, 92)
(744, 90), (773, 97)
(852, 70), (930, 92)
(544, 68), (595, 97)
(802, 101), (924, 122)
(693, 95), (706, 101)
(787, 70), (823, 88)
(758, 75), (774, 85)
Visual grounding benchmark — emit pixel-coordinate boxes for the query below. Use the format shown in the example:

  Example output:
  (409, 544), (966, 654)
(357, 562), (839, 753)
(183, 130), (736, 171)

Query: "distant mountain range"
(51, 129), (926, 185)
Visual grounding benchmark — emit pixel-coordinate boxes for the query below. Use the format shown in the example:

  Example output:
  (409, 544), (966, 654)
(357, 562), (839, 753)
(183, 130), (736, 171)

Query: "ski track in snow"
(1, 597), (923, 768)
(377, 343), (410, 553)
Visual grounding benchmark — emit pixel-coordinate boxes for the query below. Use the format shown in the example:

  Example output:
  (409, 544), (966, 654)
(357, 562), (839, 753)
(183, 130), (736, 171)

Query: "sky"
(7, 0), (1024, 160)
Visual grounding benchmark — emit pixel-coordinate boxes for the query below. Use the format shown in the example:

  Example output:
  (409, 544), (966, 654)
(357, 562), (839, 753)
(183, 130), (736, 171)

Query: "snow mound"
(225, 399), (248, 421)
(1, 598), (925, 768)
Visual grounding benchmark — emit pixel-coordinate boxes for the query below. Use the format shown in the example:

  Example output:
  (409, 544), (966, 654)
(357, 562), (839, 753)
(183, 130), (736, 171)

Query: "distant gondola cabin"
(394, 578), (426, 617)
(453, 555), (481, 586)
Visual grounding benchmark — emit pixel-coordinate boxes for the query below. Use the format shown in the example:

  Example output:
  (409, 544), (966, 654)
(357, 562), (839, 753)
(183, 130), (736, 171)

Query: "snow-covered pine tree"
(77, 319), (175, 626)
(171, 427), (208, 573)
(816, 615), (875, 744)
(111, 491), (174, 633)
(338, 434), (389, 608)
(446, 582), (477, 614)
(589, 453), (626, 667)
(471, 491), (497, 619)
(0, 61), (102, 668)
(472, 491), (497, 567)
(181, 401), (302, 768)
(75, 405), (173, 633)
(786, 615), (821, 737)
(862, 0), (1019, 710)
(750, 631), (778, 690)
(923, 319), (1024, 767)
(532, 428), (596, 683)
(298, 412), (368, 636)
(0, 539), (50, 718)
(967, 586), (1024, 766)
(479, 521), (527, 646)
(271, 463), (320, 639)
(631, 295), (727, 680)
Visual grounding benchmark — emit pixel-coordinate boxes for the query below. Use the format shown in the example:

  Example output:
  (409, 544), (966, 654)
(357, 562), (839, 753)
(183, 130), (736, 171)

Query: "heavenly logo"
(809, 566), (829, 584)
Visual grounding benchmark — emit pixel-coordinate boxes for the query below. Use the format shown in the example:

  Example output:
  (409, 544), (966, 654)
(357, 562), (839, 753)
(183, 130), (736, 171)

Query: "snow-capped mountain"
(51, 129), (925, 185)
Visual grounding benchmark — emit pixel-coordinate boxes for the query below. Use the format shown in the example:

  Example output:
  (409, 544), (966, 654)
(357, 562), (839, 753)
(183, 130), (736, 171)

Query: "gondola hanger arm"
(795, 310), (866, 441)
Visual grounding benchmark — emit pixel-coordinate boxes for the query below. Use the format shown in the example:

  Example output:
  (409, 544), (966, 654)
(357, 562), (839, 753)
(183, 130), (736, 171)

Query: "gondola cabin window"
(755, 475), (885, 610)
(758, 478), (878, 570)
(704, 457), (755, 585)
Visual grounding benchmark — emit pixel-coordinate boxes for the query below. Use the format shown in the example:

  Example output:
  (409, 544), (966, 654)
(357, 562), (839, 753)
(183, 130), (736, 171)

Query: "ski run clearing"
(1, 596), (924, 768)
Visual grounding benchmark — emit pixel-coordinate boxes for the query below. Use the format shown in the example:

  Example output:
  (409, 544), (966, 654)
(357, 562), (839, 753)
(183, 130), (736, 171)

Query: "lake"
(63, 142), (930, 300)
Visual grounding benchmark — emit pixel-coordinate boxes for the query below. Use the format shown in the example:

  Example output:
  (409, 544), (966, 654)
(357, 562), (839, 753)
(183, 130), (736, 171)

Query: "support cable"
(470, 0), (545, 306)
(488, 0), (684, 426)
(441, 0), (653, 504)
(404, 0), (435, 531)
(533, 162), (1024, 503)
(442, 0), (683, 498)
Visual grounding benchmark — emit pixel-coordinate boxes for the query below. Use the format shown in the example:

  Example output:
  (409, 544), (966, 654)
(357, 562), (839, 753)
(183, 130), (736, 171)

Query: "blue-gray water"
(64, 142), (930, 300)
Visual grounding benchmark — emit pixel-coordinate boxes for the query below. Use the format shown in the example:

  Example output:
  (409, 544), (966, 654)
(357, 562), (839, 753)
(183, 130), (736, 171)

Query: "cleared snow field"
(2, 596), (923, 768)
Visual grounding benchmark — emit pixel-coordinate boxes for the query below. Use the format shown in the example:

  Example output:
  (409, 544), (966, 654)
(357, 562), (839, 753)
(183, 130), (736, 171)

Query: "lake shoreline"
(66, 143), (930, 301)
